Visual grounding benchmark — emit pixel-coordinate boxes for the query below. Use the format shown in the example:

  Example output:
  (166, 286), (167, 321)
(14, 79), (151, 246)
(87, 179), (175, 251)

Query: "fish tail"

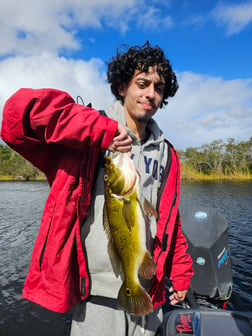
(118, 282), (153, 316)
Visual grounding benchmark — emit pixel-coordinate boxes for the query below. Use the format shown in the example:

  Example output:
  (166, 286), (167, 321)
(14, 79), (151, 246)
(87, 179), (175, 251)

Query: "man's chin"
(136, 116), (151, 123)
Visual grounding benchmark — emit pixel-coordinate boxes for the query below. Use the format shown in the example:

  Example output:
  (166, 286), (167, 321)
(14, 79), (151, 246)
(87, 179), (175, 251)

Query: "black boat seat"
(161, 309), (252, 336)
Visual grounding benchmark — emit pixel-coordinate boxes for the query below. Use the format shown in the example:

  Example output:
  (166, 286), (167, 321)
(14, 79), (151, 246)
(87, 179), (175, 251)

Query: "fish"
(103, 151), (157, 316)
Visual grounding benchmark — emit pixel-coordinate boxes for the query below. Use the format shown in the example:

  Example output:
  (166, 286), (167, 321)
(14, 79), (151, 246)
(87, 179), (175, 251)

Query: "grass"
(180, 164), (252, 181)
(1, 165), (251, 182)
(0, 174), (46, 181)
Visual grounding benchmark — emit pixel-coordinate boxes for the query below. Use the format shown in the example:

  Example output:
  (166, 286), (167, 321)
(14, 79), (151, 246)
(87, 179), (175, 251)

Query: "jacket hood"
(106, 100), (165, 148)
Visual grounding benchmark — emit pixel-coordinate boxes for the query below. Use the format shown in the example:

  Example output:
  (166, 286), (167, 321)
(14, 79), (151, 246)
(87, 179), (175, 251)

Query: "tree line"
(178, 137), (252, 180)
(0, 144), (44, 180)
(0, 137), (252, 180)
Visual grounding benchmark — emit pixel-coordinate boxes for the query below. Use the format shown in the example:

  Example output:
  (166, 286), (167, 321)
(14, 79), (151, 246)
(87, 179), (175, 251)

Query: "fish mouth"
(121, 172), (137, 196)
(105, 153), (138, 196)
(108, 168), (137, 197)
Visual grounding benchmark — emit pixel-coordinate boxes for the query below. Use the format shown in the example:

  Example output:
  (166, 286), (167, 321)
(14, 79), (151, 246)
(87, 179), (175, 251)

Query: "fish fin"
(103, 205), (123, 277)
(107, 240), (123, 278)
(122, 198), (135, 231)
(143, 198), (157, 218)
(103, 204), (112, 238)
(118, 282), (153, 316)
(138, 251), (156, 279)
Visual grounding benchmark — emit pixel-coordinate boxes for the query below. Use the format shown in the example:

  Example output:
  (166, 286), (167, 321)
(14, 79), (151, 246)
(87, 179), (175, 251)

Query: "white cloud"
(212, 2), (252, 35)
(0, 0), (177, 56)
(0, 0), (138, 56)
(185, 15), (206, 30)
(1, 57), (251, 149)
(0, 54), (114, 120)
(157, 72), (252, 149)
(0, 0), (251, 149)
(136, 6), (173, 30)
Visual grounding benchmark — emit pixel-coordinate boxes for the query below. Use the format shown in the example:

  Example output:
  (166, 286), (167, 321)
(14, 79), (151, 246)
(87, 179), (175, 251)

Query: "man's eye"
(156, 86), (165, 93)
(138, 82), (146, 88)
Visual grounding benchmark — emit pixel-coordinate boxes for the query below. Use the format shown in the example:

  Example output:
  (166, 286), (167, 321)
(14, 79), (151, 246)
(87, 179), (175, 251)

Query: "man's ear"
(118, 83), (126, 97)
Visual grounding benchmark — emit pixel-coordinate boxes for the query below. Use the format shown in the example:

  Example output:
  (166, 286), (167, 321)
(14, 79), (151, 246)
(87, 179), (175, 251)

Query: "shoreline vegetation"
(1, 137), (251, 181)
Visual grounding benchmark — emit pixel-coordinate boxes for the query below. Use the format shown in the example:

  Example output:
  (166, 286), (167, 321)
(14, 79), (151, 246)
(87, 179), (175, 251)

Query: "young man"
(1, 42), (193, 335)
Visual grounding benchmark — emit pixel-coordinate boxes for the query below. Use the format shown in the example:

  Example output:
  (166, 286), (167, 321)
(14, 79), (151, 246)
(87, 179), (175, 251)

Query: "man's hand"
(108, 122), (132, 153)
(169, 286), (188, 305)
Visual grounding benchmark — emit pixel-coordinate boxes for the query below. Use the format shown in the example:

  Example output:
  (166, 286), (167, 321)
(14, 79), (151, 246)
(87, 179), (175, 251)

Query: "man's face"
(119, 66), (165, 125)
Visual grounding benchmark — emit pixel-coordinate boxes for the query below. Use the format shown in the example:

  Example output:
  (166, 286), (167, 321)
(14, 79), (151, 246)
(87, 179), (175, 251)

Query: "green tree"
(0, 144), (41, 180)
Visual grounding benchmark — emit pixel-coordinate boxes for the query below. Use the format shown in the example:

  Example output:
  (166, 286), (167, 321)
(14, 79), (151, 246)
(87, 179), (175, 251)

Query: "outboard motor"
(180, 206), (233, 306)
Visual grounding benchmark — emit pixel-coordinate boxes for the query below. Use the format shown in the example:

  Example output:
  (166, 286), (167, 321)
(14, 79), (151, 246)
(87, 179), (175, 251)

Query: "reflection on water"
(0, 180), (251, 335)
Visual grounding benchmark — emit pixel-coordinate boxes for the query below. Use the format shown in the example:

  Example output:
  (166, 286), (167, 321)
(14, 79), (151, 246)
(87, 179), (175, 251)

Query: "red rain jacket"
(1, 88), (193, 313)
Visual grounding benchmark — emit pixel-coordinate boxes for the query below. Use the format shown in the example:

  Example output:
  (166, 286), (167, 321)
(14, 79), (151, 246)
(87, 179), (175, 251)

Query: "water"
(0, 182), (72, 336)
(0, 180), (252, 335)
(179, 180), (252, 312)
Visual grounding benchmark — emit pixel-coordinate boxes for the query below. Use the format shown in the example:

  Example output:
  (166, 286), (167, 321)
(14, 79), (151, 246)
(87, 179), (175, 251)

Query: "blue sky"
(0, 0), (251, 149)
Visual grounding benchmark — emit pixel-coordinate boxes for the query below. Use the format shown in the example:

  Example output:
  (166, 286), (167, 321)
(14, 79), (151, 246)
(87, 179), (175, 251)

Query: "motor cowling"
(180, 206), (233, 302)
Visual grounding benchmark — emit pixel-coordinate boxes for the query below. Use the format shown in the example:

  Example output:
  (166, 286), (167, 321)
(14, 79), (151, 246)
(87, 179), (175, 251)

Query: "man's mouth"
(139, 100), (155, 110)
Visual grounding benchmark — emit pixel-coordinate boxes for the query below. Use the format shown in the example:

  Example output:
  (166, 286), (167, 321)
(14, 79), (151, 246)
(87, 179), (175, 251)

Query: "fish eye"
(104, 174), (108, 181)
(126, 288), (131, 296)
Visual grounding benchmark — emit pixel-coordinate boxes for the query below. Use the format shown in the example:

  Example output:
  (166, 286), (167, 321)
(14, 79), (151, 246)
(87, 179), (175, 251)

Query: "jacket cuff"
(100, 117), (118, 150)
(172, 277), (191, 292)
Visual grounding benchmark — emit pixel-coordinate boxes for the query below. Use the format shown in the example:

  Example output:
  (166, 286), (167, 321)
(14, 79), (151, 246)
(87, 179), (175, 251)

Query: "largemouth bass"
(103, 152), (157, 316)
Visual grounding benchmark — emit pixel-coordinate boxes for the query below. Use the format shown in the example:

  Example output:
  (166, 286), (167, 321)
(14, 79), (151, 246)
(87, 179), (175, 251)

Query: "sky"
(0, 0), (252, 149)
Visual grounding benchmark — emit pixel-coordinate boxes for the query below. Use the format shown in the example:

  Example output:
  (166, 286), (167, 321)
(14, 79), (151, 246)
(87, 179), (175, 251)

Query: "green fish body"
(103, 152), (157, 316)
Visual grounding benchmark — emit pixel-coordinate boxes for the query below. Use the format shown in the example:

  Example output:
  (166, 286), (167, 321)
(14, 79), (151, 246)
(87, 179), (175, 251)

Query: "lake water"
(0, 180), (251, 335)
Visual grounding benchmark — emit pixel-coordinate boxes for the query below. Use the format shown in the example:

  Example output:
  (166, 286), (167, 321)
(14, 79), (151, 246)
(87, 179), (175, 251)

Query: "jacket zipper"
(155, 141), (179, 266)
(78, 147), (90, 298)
(78, 148), (90, 227)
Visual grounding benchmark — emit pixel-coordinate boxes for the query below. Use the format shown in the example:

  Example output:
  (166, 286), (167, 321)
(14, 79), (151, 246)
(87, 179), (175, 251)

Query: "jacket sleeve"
(167, 212), (194, 291)
(1, 88), (118, 174)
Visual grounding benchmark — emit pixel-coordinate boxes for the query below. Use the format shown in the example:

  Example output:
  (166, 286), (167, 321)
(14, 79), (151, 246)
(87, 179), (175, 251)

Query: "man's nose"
(146, 84), (155, 99)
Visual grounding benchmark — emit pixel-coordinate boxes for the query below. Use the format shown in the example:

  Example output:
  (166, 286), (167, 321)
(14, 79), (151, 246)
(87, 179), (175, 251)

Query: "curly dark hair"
(106, 41), (178, 108)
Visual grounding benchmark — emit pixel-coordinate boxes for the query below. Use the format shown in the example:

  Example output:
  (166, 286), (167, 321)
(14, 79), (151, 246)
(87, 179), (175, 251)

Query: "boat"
(160, 206), (252, 336)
